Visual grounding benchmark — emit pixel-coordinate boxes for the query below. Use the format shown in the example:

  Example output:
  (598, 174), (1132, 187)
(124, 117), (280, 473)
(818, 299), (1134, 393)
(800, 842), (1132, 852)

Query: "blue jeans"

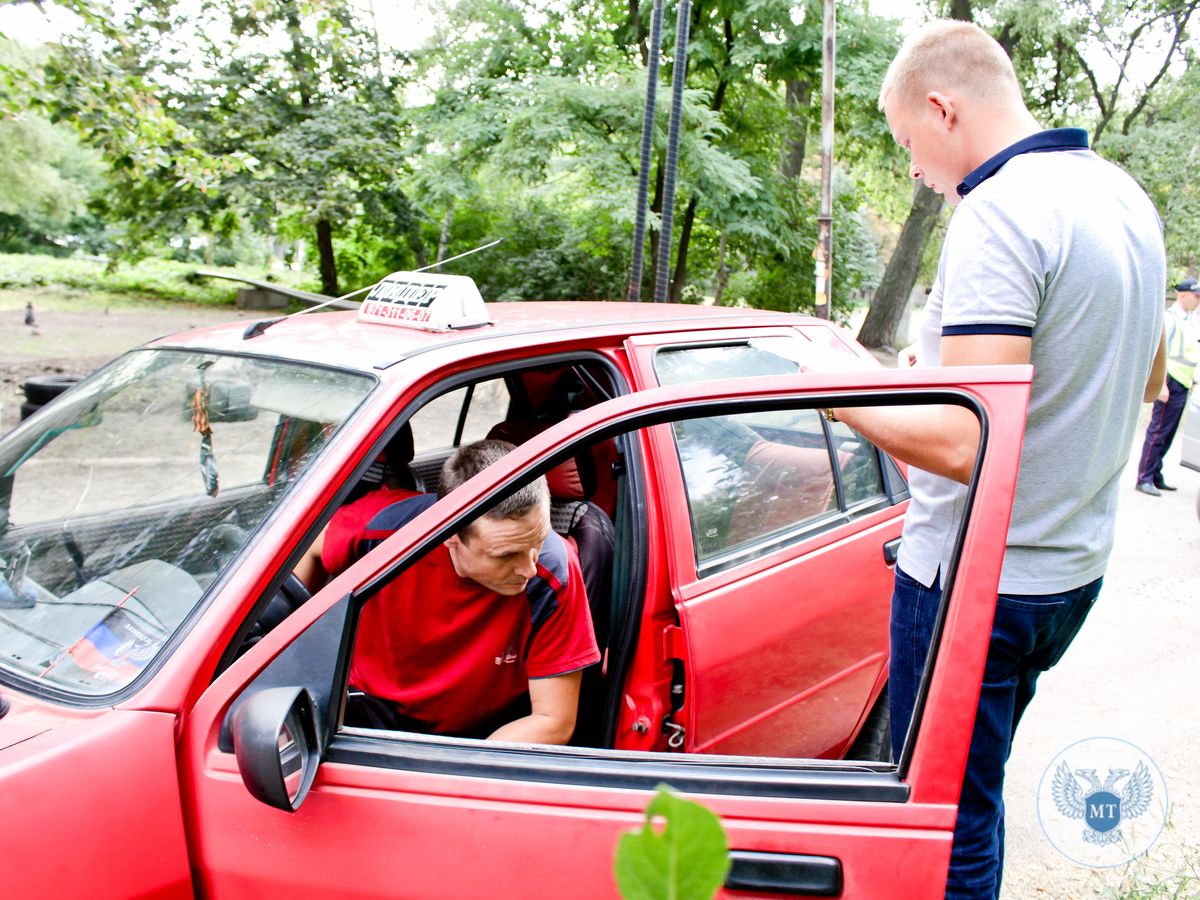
(889, 566), (1102, 899)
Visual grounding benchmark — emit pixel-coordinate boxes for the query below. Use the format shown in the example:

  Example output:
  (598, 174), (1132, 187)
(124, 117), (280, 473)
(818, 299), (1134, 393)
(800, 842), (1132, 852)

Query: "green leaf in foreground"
(614, 785), (730, 900)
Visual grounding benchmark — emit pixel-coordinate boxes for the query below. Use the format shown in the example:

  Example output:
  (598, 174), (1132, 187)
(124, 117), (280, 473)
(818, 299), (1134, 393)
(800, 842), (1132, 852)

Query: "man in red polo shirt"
(301, 439), (598, 745)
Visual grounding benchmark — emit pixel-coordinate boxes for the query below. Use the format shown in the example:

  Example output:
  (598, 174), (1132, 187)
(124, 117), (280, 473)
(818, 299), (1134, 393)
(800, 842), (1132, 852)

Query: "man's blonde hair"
(878, 20), (1021, 112)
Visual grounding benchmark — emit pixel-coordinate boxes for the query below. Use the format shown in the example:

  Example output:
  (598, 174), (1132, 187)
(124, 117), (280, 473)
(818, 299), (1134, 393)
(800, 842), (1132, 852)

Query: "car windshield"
(0, 349), (373, 697)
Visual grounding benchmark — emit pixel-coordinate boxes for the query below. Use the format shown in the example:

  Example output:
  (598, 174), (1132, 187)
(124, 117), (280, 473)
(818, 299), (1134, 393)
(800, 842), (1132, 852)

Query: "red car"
(0, 274), (1028, 898)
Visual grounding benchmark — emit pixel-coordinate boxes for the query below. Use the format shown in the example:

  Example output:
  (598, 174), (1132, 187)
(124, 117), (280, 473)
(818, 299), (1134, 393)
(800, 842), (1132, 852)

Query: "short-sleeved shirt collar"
(957, 127), (1090, 199)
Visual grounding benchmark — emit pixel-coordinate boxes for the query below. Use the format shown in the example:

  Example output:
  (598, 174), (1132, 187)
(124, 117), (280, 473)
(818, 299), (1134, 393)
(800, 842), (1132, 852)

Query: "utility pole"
(814, 0), (835, 319)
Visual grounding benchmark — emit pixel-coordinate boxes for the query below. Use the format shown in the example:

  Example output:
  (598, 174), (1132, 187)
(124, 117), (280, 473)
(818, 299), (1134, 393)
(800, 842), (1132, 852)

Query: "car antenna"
(243, 238), (506, 340)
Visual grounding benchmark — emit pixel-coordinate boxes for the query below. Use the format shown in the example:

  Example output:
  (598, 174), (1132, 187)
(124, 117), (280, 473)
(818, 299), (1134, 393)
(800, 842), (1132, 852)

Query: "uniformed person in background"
(1136, 278), (1199, 495)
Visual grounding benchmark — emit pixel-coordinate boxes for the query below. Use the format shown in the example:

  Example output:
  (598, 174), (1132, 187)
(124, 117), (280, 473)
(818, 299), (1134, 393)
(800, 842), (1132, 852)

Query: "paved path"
(1000, 438), (1200, 897)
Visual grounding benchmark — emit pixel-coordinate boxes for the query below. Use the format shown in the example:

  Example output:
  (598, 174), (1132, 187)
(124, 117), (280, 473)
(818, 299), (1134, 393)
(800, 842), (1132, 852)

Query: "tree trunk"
(664, 8), (729, 302)
(315, 218), (338, 296)
(783, 78), (811, 180)
(858, 0), (970, 349)
(714, 233), (728, 305)
(630, 0), (648, 65)
(647, 157), (665, 297)
(857, 184), (942, 350)
(437, 206), (454, 263)
(669, 196), (698, 303)
(409, 234), (428, 270)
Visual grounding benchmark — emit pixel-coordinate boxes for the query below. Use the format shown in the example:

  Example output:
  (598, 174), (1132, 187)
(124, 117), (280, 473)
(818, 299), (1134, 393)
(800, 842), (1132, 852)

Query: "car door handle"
(725, 851), (843, 896)
(883, 537), (902, 565)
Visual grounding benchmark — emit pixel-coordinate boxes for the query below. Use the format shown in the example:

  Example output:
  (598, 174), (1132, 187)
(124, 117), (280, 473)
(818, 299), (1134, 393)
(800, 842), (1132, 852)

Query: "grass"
(0, 253), (320, 307)
(1103, 823), (1200, 900)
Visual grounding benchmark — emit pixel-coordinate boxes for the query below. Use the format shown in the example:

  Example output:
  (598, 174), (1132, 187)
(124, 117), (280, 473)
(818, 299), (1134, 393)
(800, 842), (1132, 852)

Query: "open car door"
(180, 365), (1029, 899)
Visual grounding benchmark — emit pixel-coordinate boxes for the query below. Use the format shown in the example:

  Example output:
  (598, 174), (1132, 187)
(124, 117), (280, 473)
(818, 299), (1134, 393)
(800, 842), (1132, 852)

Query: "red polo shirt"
(344, 493), (599, 736)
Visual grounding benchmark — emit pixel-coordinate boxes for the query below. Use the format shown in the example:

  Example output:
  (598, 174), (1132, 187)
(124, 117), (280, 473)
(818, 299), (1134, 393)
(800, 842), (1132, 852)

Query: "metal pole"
(815, 0), (835, 319)
(628, 0), (665, 302)
(654, 0), (691, 303)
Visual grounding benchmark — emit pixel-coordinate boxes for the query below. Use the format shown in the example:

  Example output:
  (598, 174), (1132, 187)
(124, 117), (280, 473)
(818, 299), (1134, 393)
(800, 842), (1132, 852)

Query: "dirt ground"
(0, 288), (255, 434)
(2, 286), (1197, 896)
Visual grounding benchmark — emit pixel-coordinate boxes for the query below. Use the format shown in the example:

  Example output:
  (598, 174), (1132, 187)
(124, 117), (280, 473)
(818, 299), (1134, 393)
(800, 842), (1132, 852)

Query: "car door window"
(673, 409), (837, 564)
(654, 342), (797, 385)
(407, 379), (510, 454)
(655, 342), (895, 569)
(405, 379), (510, 490)
(829, 419), (886, 507)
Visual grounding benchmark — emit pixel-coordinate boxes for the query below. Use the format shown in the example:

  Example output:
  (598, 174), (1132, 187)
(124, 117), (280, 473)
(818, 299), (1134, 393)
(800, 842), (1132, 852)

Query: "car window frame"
(222, 381), (999, 803)
(213, 350), (631, 682)
(647, 341), (905, 578)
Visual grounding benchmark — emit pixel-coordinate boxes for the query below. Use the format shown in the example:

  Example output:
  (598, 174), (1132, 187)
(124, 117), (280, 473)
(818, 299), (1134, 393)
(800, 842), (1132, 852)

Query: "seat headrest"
(383, 421), (415, 469)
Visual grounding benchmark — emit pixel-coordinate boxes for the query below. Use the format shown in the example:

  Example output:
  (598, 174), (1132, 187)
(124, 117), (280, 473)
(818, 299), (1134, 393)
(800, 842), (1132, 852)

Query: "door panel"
(182, 367), (1030, 899)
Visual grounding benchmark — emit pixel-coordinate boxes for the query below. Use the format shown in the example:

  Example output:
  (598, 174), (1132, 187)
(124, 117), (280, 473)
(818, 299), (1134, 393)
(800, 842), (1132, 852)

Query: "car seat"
(345, 421), (418, 503)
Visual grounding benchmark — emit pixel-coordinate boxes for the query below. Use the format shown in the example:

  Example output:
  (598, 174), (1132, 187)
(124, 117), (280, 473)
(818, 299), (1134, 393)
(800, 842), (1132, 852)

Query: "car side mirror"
(231, 686), (321, 812)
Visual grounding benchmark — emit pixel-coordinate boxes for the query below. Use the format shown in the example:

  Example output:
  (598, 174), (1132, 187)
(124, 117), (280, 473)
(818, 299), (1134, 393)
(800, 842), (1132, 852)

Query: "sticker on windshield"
(68, 608), (162, 681)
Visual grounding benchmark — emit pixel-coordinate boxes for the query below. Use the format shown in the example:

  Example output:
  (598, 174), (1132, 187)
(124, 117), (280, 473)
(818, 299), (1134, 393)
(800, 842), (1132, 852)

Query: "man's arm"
(487, 670), (582, 745)
(824, 333), (1031, 485)
(1145, 326), (1167, 404)
(292, 525), (328, 592)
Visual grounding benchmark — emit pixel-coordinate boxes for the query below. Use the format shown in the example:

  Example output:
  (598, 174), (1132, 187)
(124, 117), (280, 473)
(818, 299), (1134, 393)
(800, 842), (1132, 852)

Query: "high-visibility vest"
(1165, 304), (1198, 389)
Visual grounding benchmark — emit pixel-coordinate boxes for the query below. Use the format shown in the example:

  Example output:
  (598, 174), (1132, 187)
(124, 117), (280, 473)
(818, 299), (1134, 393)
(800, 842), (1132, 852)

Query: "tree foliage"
(0, 38), (106, 252)
(2, 0), (1198, 312)
(859, 0), (1200, 348)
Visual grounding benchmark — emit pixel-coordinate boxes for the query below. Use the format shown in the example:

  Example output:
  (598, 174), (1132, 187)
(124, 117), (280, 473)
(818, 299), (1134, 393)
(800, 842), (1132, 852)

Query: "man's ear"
(926, 91), (957, 127)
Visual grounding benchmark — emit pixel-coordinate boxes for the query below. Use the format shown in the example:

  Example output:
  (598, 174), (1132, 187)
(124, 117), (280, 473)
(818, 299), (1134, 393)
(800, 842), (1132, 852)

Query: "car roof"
(153, 301), (820, 372)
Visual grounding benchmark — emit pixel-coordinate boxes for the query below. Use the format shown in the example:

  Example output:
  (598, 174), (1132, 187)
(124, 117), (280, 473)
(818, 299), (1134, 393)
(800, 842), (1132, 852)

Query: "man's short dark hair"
(439, 439), (550, 540)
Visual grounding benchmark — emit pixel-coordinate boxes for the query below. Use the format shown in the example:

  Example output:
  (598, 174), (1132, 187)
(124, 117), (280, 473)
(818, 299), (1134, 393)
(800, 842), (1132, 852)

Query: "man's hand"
(826, 333), (1031, 485)
(487, 670), (583, 745)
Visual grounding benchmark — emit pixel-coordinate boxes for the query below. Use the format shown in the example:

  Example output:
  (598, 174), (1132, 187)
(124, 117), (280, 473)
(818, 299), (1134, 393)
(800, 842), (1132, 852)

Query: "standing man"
(1136, 278), (1199, 495)
(805, 20), (1167, 899)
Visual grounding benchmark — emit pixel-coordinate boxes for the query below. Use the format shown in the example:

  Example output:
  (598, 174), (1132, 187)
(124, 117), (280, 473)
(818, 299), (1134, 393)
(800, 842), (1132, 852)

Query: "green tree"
(18, 0), (413, 294)
(1103, 63), (1200, 275)
(0, 37), (106, 253)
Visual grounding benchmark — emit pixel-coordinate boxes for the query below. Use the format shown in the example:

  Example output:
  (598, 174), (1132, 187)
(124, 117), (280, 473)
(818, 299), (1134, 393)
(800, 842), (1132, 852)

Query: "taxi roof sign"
(358, 272), (491, 332)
